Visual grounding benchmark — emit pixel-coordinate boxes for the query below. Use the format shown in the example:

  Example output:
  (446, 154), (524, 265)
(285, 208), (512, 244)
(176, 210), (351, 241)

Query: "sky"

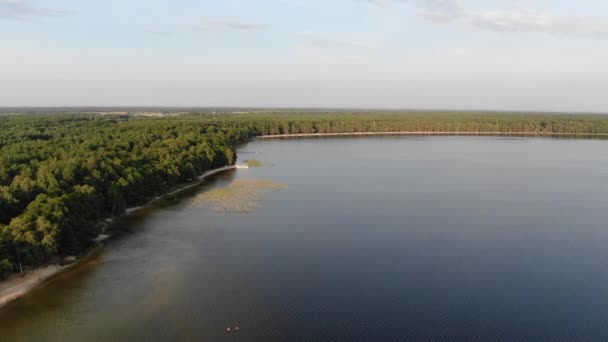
(1, 0), (608, 112)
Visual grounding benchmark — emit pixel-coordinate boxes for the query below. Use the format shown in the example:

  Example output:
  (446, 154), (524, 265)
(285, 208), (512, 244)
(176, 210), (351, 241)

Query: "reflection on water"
(2, 137), (608, 341)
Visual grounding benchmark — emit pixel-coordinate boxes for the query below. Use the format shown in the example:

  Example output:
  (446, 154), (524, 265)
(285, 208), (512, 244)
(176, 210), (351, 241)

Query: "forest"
(1, 111), (608, 279)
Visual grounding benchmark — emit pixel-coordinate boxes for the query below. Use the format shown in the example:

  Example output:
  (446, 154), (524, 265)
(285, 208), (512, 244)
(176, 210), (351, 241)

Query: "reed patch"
(189, 179), (287, 212)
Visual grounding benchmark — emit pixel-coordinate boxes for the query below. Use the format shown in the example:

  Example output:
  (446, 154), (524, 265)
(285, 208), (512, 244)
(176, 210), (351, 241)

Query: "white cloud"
(0, 0), (66, 20)
(145, 29), (174, 36)
(197, 20), (265, 32)
(0, 0), (32, 19)
(463, 10), (608, 37)
(366, 0), (608, 38)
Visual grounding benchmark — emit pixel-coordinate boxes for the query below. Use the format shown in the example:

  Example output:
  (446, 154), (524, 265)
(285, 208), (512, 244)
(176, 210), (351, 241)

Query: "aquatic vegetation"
(189, 179), (287, 212)
(243, 160), (264, 167)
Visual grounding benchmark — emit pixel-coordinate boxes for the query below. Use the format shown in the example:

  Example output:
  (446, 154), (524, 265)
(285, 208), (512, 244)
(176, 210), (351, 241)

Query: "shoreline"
(122, 165), (237, 216)
(0, 164), (236, 310)
(258, 131), (608, 139)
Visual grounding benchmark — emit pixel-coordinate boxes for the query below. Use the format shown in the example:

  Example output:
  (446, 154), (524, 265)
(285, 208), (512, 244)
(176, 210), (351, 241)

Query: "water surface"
(2, 137), (608, 341)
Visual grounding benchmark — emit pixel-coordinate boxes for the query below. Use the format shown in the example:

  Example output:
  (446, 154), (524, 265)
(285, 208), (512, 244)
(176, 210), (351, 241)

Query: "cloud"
(197, 20), (265, 32)
(289, 33), (374, 63)
(463, 10), (608, 37)
(297, 32), (373, 50)
(364, 0), (393, 7)
(365, 0), (608, 38)
(145, 29), (174, 36)
(0, 0), (66, 20)
(0, 0), (32, 19)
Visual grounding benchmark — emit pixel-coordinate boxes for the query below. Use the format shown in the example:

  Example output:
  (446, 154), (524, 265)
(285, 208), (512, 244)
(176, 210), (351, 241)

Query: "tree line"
(2, 111), (608, 279)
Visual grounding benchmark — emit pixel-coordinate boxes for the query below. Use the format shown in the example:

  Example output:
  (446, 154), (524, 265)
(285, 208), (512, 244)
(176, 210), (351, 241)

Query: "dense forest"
(1, 111), (608, 279)
(0, 114), (246, 279)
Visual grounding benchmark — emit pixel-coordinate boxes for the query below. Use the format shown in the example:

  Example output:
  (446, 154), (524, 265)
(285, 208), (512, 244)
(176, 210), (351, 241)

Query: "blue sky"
(1, 0), (608, 111)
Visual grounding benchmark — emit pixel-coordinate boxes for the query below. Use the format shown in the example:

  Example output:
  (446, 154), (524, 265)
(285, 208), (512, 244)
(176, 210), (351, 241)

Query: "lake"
(2, 136), (608, 341)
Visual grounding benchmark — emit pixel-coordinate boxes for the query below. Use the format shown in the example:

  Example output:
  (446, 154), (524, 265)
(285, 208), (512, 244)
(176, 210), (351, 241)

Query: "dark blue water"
(2, 137), (608, 341)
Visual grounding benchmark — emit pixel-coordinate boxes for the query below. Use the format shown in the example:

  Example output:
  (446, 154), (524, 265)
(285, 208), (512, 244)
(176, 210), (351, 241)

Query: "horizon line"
(0, 106), (607, 115)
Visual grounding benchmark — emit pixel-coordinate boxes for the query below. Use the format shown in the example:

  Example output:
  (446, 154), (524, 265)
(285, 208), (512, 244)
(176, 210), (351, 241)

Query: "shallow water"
(2, 136), (608, 341)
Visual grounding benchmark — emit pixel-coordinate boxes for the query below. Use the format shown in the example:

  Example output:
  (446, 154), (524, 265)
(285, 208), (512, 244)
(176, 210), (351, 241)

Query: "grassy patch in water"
(243, 160), (265, 167)
(189, 179), (287, 212)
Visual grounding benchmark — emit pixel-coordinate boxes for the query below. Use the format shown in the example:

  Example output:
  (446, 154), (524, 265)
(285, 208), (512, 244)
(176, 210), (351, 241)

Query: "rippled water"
(2, 137), (608, 341)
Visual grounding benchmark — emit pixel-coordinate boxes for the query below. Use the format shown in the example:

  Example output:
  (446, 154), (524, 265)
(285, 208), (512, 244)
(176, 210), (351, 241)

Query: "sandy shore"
(258, 131), (608, 139)
(0, 265), (68, 308)
(0, 164), (236, 310)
